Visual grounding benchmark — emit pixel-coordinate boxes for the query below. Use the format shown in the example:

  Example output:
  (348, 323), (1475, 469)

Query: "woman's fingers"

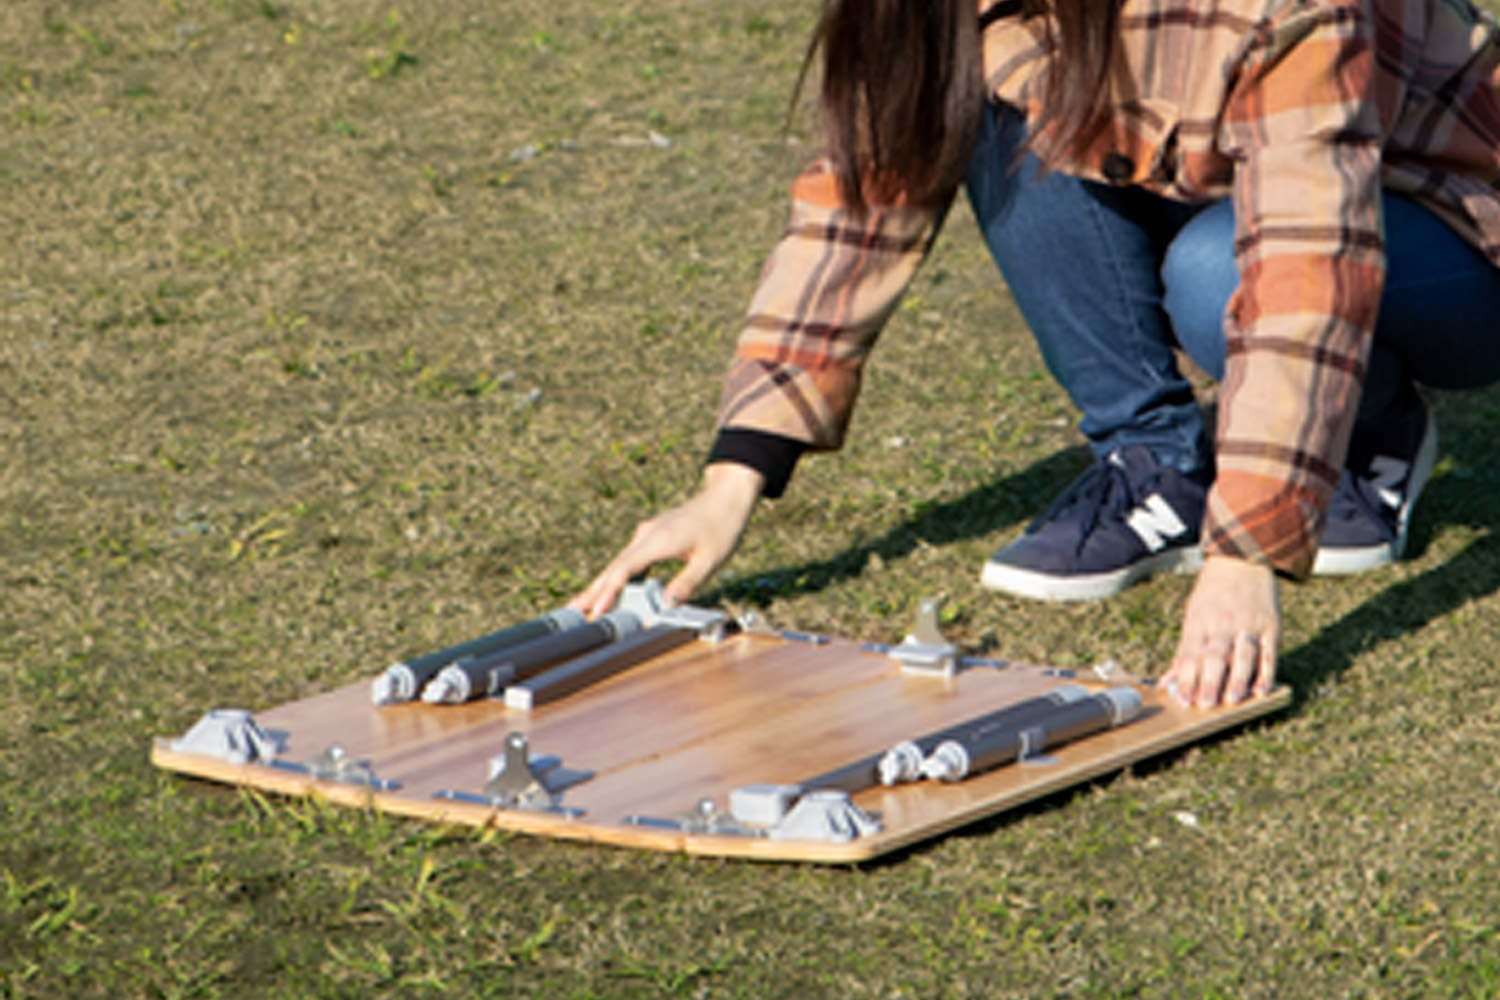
(572, 518), (687, 618)
(569, 463), (764, 618)
(1166, 556), (1280, 708)
(1224, 631), (1273, 704)
(663, 552), (717, 607)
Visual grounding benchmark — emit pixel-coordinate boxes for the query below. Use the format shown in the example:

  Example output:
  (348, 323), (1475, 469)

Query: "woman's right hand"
(569, 462), (764, 619)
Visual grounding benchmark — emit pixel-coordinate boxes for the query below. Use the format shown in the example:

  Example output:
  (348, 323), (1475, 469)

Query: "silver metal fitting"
(169, 709), (282, 765)
(615, 580), (729, 641)
(887, 596), (958, 676)
(768, 790), (882, 843)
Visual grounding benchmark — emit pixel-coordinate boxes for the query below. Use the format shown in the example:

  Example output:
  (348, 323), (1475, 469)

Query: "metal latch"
(434, 732), (592, 817)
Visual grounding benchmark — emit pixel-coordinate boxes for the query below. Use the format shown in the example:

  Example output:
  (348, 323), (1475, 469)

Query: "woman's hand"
(570, 463), (764, 619)
(1161, 555), (1279, 707)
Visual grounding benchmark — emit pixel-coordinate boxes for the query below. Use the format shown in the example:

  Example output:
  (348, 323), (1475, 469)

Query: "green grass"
(6, 0), (1500, 996)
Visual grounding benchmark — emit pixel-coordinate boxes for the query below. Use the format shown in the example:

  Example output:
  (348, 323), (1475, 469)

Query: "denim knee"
(1160, 200), (1236, 380)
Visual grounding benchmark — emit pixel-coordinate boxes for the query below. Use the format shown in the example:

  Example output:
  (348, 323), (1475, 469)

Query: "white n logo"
(1126, 495), (1188, 552)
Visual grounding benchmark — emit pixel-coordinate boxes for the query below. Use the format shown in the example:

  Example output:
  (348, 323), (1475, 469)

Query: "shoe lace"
(1027, 458), (1137, 550)
(1325, 468), (1397, 537)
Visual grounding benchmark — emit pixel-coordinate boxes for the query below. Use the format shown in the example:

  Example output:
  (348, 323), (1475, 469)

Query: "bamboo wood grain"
(150, 633), (1290, 863)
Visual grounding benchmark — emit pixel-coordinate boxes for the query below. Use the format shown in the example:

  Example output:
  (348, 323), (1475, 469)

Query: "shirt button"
(1101, 151), (1134, 183)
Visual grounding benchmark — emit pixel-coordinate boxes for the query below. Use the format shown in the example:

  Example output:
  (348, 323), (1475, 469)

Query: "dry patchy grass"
(5, 0), (1500, 997)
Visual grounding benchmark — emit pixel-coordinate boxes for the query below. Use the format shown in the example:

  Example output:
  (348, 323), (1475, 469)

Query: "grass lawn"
(4, 0), (1500, 996)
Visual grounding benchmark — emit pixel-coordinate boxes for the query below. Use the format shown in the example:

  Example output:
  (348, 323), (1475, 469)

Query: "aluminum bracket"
(768, 790), (882, 843)
(267, 744), (401, 791)
(887, 596), (958, 676)
(728, 783), (804, 826)
(169, 709), (285, 765)
(623, 797), (764, 838)
(737, 610), (830, 645)
(616, 580), (730, 641)
(433, 732), (591, 817)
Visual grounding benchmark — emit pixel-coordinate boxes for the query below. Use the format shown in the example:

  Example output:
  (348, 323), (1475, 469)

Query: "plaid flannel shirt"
(712, 0), (1500, 578)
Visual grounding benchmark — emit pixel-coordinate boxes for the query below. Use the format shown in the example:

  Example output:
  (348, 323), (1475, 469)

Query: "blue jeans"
(964, 103), (1500, 475)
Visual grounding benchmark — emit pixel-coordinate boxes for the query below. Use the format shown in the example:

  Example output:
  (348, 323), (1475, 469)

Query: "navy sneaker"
(1313, 394), (1437, 575)
(981, 445), (1208, 601)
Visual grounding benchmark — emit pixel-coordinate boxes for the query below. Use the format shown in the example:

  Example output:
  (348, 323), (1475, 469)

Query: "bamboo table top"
(151, 631), (1290, 863)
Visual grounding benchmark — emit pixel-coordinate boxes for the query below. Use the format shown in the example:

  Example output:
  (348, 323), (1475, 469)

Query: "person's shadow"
(703, 445), (1092, 605)
(703, 388), (1500, 710)
(1275, 390), (1500, 705)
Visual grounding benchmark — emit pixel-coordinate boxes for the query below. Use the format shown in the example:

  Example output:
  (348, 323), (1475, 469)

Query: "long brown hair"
(802, 0), (1119, 209)
(1030, 0), (1120, 167)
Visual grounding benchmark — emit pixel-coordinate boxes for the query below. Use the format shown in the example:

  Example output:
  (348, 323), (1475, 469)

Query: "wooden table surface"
(152, 632), (1290, 863)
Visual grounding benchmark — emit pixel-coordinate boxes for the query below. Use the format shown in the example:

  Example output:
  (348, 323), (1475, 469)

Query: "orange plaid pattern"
(718, 0), (1500, 577)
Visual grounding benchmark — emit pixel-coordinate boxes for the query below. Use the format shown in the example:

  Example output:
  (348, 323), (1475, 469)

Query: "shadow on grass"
(702, 446), (1092, 607)
(1278, 534), (1500, 704)
(1275, 390), (1500, 706)
(855, 465), (1500, 868)
(707, 391), (1500, 710)
(759, 393), (1500, 869)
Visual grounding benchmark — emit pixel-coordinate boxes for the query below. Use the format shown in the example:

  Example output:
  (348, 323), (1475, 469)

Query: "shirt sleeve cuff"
(705, 429), (805, 499)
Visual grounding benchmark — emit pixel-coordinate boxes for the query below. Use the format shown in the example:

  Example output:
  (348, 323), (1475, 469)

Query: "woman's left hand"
(1161, 555), (1279, 708)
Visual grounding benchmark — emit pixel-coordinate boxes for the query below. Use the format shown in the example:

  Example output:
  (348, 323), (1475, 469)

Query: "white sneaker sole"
(980, 545), (1203, 602)
(1311, 413), (1438, 576)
